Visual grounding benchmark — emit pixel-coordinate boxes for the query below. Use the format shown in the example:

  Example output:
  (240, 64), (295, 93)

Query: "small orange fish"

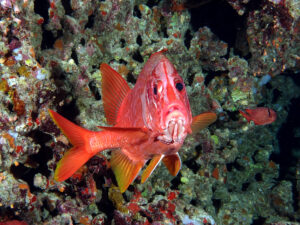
(239, 107), (276, 125)
(49, 51), (217, 192)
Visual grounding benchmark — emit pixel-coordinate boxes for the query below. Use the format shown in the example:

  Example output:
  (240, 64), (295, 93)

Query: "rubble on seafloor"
(0, 0), (299, 224)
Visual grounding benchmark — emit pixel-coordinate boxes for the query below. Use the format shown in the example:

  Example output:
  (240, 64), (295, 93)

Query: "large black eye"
(175, 82), (184, 91)
(153, 85), (157, 95)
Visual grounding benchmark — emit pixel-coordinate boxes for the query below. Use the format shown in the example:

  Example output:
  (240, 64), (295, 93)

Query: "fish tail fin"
(54, 146), (94, 181)
(49, 109), (95, 181)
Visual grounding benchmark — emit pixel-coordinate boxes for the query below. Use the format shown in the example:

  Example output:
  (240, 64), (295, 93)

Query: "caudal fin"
(49, 110), (95, 181)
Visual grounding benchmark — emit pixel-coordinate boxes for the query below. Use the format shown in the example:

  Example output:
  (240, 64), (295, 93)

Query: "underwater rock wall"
(0, 0), (299, 224)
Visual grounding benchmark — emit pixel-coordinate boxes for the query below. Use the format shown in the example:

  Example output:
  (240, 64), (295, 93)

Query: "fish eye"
(175, 82), (184, 91)
(153, 85), (157, 95)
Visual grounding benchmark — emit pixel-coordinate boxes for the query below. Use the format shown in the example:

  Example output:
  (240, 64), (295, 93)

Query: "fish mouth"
(157, 118), (186, 144)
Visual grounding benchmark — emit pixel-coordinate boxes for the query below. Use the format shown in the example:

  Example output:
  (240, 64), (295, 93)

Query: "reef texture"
(0, 0), (299, 224)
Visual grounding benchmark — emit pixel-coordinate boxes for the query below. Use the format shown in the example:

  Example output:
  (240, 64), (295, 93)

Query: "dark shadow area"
(204, 70), (227, 86)
(132, 50), (144, 63)
(189, 0), (244, 47)
(61, 0), (73, 16)
(127, 72), (137, 84)
(85, 14), (95, 29)
(89, 81), (101, 101)
(34, 0), (50, 24)
(272, 96), (300, 214)
(10, 130), (53, 193)
(251, 217), (266, 225)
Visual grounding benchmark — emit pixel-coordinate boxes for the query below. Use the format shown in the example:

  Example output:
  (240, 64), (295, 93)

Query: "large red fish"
(49, 51), (217, 192)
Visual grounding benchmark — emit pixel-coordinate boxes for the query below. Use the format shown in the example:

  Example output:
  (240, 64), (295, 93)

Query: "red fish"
(49, 51), (217, 192)
(239, 107), (276, 125)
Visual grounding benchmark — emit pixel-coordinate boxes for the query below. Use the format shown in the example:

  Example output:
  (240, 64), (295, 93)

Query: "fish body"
(49, 51), (217, 192)
(239, 107), (276, 125)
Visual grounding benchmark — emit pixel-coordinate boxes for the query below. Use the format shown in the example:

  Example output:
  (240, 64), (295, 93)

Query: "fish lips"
(157, 117), (187, 144)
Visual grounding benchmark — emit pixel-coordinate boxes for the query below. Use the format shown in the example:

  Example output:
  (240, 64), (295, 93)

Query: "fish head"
(142, 56), (192, 144)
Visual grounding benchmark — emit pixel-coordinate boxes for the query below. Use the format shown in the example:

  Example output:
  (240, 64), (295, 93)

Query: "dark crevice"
(146, 0), (159, 8)
(61, 0), (73, 15)
(31, 111), (39, 121)
(212, 198), (221, 213)
(285, 71), (300, 87)
(140, 210), (153, 223)
(136, 34), (143, 46)
(226, 160), (245, 172)
(272, 94), (300, 213)
(88, 81), (101, 101)
(34, 0), (50, 25)
(184, 29), (192, 50)
(170, 173), (181, 190)
(204, 70), (226, 86)
(133, 5), (142, 18)
(132, 50), (144, 63)
(189, 0), (244, 48)
(41, 29), (63, 50)
(272, 89), (282, 104)
(71, 49), (79, 65)
(251, 216), (266, 225)
(56, 99), (80, 123)
(118, 59), (127, 65)
(10, 136), (52, 192)
(127, 72), (137, 84)
(96, 189), (114, 224)
(120, 39), (126, 48)
(184, 158), (200, 173)
(242, 182), (250, 191)
(255, 173), (263, 182)
(85, 14), (95, 29)
(188, 72), (195, 86)
(80, 38), (85, 46)
(10, 163), (38, 192)
(225, 110), (240, 122)
(41, 30), (56, 50)
(273, 97), (300, 180)
(160, 19), (169, 38)
(42, 199), (59, 217)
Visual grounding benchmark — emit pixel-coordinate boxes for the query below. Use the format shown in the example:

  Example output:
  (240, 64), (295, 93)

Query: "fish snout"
(167, 105), (180, 114)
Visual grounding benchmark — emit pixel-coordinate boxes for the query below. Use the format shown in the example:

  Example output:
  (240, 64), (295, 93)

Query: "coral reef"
(0, 0), (299, 224)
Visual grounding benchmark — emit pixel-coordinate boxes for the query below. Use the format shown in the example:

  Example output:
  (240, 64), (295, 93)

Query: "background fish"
(49, 51), (217, 193)
(239, 107), (276, 125)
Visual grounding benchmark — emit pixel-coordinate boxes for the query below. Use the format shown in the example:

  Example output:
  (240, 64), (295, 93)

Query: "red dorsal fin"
(110, 149), (144, 193)
(141, 154), (163, 183)
(162, 153), (181, 176)
(191, 112), (217, 133)
(100, 63), (131, 125)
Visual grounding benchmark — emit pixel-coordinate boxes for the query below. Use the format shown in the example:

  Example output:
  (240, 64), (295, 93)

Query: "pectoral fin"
(162, 153), (181, 176)
(141, 155), (163, 183)
(191, 112), (217, 133)
(110, 150), (144, 193)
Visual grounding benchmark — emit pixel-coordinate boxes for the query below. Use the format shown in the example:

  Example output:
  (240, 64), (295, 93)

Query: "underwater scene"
(0, 0), (299, 224)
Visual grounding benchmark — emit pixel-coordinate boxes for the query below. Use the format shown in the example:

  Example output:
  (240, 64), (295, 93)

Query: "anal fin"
(141, 155), (163, 183)
(110, 150), (144, 193)
(162, 153), (181, 176)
